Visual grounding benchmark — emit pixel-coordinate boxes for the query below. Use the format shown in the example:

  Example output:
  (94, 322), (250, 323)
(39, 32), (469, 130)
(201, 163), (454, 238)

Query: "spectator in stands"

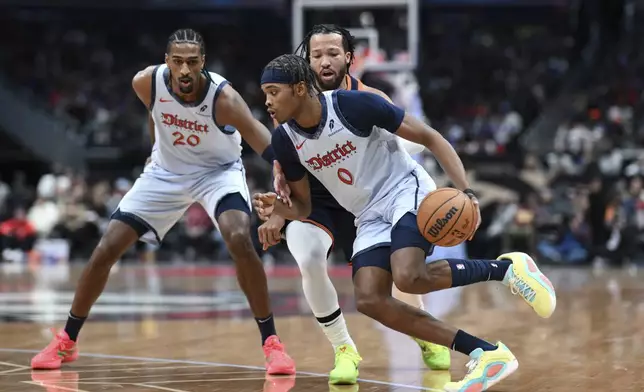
(0, 175), (10, 220)
(0, 206), (36, 263)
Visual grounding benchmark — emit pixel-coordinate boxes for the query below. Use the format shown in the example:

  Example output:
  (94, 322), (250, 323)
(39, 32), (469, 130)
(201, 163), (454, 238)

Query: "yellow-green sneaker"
(413, 338), (451, 370)
(422, 369), (451, 390)
(498, 252), (557, 318)
(443, 342), (518, 392)
(329, 344), (362, 385)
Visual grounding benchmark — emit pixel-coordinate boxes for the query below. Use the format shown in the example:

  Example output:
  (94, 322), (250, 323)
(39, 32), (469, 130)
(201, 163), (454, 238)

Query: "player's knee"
(90, 239), (123, 269)
(89, 221), (139, 268)
(392, 268), (426, 294)
(222, 226), (253, 255)
(355, 292), (383, 319)
(293, 244), (327, 277)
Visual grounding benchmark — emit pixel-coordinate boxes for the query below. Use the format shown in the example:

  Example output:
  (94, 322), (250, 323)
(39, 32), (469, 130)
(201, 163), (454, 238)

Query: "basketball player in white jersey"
(31, 29), (295, 375)
(254, 54), (557, 392)
(258, 24), (450, 384)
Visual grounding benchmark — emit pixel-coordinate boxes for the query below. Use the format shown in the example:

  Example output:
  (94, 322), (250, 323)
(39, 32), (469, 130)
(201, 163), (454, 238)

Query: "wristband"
(463, 188), (476, 199)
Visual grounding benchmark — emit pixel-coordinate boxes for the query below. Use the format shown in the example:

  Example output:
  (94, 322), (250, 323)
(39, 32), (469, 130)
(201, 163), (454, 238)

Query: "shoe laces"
(335, 345), (361, 364)
(419, 341), (439, 355)
(42, 328), (72, 354)
(464, 357), (480, 378)
(508, 274), (536, 303)
(263, 337), (284, 355)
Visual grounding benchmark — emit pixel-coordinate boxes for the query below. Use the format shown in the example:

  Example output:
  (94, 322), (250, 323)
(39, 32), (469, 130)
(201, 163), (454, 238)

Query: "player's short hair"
(167, 28), (206, 55)
(261, 54), (321, 96)
(295, 24), (356, 72)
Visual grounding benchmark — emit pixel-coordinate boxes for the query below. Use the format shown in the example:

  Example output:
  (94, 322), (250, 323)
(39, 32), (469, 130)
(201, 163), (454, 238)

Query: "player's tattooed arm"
(214, 84), (272, 156)
(132, 65), (157, 147)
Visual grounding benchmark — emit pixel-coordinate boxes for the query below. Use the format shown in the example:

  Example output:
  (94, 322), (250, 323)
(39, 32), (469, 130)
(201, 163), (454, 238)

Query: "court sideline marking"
(0, 361), (31, 374)
(0, 348), (442, 391)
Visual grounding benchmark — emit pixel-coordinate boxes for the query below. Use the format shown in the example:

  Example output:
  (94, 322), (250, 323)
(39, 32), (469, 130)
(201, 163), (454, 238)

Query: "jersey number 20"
(173, 131), (201, 147)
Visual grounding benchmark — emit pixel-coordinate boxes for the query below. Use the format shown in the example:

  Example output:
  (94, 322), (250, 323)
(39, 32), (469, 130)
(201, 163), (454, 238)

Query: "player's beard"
(178, 77), (194, 94)
(317, 68), (347, 91)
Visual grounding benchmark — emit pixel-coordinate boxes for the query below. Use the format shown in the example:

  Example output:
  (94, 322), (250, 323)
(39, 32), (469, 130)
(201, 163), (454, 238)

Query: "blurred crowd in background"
(1, 1), (643, 268)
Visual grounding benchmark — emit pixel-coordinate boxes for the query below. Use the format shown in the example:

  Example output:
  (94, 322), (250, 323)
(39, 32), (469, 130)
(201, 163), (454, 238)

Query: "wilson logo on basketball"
(161, 113), (209, 133)
(427, 206), (459, 238)
(305, 141), (356, 171)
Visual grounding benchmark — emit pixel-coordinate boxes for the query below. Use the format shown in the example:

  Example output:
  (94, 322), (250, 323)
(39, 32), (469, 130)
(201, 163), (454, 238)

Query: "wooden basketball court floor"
(0, 262), (642, 391)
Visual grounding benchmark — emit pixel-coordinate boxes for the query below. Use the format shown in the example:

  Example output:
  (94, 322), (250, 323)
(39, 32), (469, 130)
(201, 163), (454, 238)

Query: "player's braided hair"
(167, 28), (206, 55)
(295, 24), (356, 73)
(166, 28), (213, 83)
(263, 54), (321, 96)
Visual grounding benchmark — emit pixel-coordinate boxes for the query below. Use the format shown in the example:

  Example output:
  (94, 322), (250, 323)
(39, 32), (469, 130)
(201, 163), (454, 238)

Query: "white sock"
(286, 221), (356, 350)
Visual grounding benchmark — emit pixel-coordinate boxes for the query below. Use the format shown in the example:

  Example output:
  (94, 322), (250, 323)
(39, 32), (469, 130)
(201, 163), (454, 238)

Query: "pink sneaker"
(31, 329), (79, 370)
(263, 335), (296, 375)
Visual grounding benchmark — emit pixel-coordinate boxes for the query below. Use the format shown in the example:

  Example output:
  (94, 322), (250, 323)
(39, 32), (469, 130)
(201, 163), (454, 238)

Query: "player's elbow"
(425, 127), (448, 151)
(400, 138), (425, 155)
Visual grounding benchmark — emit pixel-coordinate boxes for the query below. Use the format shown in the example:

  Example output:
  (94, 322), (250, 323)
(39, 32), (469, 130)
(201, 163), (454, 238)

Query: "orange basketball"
(416, 188), (477, 247)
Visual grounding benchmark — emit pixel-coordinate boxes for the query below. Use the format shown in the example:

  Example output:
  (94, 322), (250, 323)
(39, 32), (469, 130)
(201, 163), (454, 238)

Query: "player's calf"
(218, 209), (273, 329)
(32, 220), (140, 370)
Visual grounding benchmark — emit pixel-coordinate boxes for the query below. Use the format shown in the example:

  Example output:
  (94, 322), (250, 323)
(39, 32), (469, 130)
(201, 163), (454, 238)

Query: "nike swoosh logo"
(324, 319), (339, 327)
(296, 140), (306, 150)
(159, 98), (172, 102)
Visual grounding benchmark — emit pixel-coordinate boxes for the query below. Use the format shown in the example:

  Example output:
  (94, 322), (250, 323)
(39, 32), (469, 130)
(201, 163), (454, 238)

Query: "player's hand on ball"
(253, 192), (277, 221)
(272, 161), (292, 207)
(258, 214), (285, 250)
(464, 189), (481, 240)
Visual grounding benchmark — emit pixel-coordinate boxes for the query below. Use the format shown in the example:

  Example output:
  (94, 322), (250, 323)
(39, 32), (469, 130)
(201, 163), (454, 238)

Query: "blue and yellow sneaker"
(413, 338), (451, 370)
(329, 344), (362, 385)
(498, 252), (557, 318)
(443, 342), (518, 392)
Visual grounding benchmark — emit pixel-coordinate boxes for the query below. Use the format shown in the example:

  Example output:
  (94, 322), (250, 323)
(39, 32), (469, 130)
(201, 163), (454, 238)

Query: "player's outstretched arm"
(132, 65), (157, 147)
(214, 84), (274, 159)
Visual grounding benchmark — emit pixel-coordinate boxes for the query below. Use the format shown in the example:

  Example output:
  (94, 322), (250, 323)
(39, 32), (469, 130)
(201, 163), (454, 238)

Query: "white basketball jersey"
(282, 91), (419, 219)
(150, 64), (242, 175)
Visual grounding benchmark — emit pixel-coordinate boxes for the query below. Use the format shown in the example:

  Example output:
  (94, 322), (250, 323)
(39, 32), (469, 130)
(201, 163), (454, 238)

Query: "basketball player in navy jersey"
(254, 54), (557, 392)
(259, 24), (450, 384)
(31, 29), (295, 375)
